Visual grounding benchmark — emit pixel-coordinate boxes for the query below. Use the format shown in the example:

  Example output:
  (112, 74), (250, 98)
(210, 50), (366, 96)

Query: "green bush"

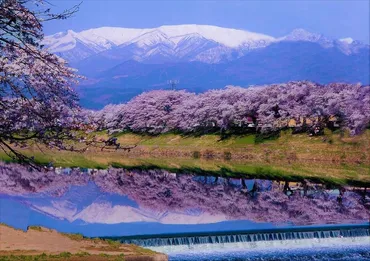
(28, 226), (43, 232)
(223, 151), (232, 161)
(202, 150), (215, 159)
(192, 151), (200, 159)
(254, 131), (280, 144)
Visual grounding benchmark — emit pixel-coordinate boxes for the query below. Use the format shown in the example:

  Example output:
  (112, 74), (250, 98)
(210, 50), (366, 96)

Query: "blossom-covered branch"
(0, 0), (83, 163)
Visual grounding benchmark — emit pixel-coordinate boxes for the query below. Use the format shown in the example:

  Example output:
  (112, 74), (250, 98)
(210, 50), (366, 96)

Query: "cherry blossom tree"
(0, 0), (82, 163)
(105, 90), (196, 134)
(93, 81), (370, 136)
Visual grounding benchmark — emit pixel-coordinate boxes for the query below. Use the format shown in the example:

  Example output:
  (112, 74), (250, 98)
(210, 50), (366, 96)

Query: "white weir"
(149, 235), (370, 255)
(115, 226), (370, 255)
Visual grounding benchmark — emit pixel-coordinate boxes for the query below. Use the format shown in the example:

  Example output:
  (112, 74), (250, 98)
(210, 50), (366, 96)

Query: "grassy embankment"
(1, 129), (369, 186)
(0, 224), (167, 261)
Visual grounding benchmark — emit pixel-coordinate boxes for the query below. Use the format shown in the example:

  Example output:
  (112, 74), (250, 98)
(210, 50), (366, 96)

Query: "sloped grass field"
(1, 130), (369, 186)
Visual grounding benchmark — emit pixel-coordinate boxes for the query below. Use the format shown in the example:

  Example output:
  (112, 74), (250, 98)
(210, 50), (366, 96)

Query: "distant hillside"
(44, 25), (369, 109)
(76, 41), (369, 109)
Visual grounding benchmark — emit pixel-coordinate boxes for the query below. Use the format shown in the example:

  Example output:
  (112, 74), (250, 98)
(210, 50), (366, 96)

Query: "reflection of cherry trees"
(1, 163), (368, 225)
(94, 169), (369, 225)
(92, 81), (370, 135)
(0, 163), (88, 196)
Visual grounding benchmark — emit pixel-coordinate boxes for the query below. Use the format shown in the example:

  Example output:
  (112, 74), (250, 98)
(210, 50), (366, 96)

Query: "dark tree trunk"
(283, 181), (293, 195)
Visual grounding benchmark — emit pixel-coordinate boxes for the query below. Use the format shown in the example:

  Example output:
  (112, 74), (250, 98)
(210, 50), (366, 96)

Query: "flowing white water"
(119, 227), (369, 247)
(148, 235), (370, 255)
(115, 227), (370, 258)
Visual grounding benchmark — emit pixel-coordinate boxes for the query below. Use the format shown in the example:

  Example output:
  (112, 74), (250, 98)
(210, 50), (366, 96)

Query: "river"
(0, 162), (369, 260)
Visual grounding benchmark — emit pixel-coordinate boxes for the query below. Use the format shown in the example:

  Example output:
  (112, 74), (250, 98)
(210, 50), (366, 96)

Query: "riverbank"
(0, 224), (168, 261)
(1, 129), (369, 186)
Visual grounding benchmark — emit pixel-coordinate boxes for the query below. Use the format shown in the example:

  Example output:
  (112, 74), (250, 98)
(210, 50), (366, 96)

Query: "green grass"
(0, 223), (22, 231)
(233, 135), (256, 145)
(104, 239), (121, 250)
(28, 226), (43, 232)
(0, 150), (107, 169)
(61, 233), (84, 241)
(0, 252), (126, 261)
(1, 130), (369, 186)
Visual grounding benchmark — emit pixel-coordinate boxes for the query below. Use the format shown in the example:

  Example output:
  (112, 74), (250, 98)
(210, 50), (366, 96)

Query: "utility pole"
(167, 80), (179, 90)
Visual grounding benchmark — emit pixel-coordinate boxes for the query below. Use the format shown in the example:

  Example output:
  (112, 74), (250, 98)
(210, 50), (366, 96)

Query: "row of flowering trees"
(88, 81), (370, 136)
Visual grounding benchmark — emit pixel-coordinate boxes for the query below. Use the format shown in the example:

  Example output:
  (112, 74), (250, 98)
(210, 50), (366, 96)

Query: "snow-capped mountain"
(43, 25), (367, 64)
(279, 28), (368, 55)
(43, 25), (273, 63)
(44, 24), (274, 52)
(41, 25), (369, 109)
(278, 28), (334, 48)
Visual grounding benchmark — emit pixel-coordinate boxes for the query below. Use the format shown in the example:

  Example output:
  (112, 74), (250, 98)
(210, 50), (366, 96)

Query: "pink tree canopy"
(94, 82), (370, 136)
(0, 0), (82, 163)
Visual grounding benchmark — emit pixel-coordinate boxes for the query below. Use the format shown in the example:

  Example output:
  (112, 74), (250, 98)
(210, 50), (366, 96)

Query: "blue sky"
(43, 0), (370, 43)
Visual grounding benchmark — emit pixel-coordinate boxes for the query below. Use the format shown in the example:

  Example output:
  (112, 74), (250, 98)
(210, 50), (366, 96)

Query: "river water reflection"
(0, 162), (369, 260)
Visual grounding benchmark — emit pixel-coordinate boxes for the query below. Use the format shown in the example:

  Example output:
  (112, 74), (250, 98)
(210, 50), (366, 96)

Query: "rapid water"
(116, 227), (370, 260)
(168, 245), (370, 261)
(119, 227), (369, 246)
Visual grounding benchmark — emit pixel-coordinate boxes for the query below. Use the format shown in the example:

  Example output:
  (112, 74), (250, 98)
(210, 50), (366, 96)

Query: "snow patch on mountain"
(339, 37), (354, 44)
(280, 28), (323, 42)
(278, 28), (334, 48)
(78, 27), (150, 46)
(158, 24), (275, 47)
(129, 29), (175, 48)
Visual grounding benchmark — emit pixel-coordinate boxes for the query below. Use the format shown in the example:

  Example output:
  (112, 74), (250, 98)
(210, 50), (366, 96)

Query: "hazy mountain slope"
(43, 25), (369, 109)
(221, 41), (370, 84)
(76, 41), (369, 109)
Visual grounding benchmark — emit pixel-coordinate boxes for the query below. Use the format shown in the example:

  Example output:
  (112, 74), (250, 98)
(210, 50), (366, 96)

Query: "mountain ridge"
(44, 24), (368, 64)
(42, 25), (369, 109)
(75, 41), (369, 109)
